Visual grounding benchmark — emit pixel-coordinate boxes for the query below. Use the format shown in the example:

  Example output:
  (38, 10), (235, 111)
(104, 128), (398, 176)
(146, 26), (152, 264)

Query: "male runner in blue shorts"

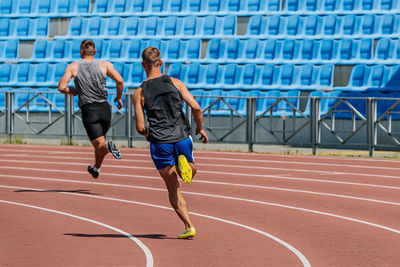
(133, 47), (208, 239)
(58, 39), (123, 179)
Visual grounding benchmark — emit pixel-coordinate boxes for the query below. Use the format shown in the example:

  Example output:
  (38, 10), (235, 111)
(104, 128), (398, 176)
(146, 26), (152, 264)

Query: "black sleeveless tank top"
(140, 75), (191, 143)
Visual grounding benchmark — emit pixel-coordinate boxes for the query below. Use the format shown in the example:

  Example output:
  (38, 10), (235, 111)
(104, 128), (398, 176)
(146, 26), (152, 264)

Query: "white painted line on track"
(2, 164), (400, 193)
(3, 173), (400, 208)
(2, 147), (400, 168)
(0, 198), (153, 267)
(2, 158), (400, 182)
(0, 184), (311, 267)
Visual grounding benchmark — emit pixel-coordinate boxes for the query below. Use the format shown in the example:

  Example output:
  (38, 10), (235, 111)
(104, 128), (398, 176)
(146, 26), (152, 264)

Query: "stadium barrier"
(1, 89), (400, 156)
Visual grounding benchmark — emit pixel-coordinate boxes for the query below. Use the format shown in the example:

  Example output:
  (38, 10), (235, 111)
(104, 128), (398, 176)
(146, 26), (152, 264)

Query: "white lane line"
(0, 184), (311, 267)
(4, 152), (400, 173)
(1, 147), (400, 169)
(0, 198), (153, 267)
(2, 165), (400, 193)
(2, 158), (400, 181)
(3, 174), (400, 208)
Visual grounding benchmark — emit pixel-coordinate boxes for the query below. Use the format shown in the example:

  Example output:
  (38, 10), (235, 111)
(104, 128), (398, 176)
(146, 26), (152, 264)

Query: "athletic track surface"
(1, 144), (400, 267)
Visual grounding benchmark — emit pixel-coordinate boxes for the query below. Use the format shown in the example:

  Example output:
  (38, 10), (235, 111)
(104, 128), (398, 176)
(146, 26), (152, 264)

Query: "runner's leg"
(91, 135), (109, 169)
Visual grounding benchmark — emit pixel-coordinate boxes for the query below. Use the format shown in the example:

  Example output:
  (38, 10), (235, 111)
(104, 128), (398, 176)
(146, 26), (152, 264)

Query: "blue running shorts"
(150, 136), (194, 170)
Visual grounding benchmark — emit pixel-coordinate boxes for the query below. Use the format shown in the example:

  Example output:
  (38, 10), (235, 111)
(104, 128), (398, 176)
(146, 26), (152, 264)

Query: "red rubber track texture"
(1, 144), (400, 266)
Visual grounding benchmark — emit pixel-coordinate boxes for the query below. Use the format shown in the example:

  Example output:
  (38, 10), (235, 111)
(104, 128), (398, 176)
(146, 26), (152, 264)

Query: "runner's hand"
(114, 97), (123, 110)
(196, 128), (209, 144)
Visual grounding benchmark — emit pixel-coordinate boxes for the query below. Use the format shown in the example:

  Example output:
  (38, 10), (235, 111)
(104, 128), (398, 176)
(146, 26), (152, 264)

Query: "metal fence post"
(65, 94), (72, 145)
(246, 98), (256, 152)
(126, 94), (133, 148)
(367, 98), (377, 157)
(310, 97), (321, 155)
(5, 92), (13, 143)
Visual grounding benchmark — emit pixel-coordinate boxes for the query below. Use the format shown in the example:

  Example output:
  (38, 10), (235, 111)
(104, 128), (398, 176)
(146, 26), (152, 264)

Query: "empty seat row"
(285, 0), (400, 12)
(247, 14), (400, 38)
(30, 39), (201, 62)
(191, 89), (300, 116)
(168, 63), (334, 90)
(206, 38), (377, 64)
(64, 15), (236, 38)
(338, 64), (400, 91)
(0, 0), (90, 16)
(0, 17), (48, 39)
(93, 0), (277, 14)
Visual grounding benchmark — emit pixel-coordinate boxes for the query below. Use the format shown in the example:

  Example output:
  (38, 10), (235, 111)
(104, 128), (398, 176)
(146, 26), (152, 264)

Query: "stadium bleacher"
(0, 0), (399, 115)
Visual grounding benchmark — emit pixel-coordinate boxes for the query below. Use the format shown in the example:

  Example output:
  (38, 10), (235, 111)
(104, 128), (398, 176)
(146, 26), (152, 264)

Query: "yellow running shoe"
(178, 155), (192, 184)
(177, 227), (196, 239)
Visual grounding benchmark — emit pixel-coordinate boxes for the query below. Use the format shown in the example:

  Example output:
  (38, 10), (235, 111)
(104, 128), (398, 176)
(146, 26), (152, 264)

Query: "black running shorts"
(81, 101), (111, 141)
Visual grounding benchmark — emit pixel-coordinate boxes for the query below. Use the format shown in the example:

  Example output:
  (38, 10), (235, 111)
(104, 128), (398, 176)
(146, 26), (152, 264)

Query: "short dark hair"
(142, 47), (161, 69)
(80, 39), (96, 56)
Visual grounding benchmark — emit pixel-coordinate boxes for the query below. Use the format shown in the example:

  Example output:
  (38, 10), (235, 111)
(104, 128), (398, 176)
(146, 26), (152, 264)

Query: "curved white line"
(2, 176), (400, 235)
(0, 185), (310, 267)
(3, 174), (400, 206)
(0, 199), (153, 267)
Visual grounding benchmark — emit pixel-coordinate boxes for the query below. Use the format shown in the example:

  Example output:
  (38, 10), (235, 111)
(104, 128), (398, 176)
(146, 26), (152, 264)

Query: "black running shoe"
(88, 165), (99, 179)
(108, 140), (122, 159)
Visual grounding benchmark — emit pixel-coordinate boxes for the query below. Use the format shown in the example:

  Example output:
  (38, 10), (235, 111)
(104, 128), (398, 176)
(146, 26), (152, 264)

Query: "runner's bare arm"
(106, 62), (124, 109)
(171, 78), (208, 144)
(58, 64), (76, 95)
(133, 88), (148, 137)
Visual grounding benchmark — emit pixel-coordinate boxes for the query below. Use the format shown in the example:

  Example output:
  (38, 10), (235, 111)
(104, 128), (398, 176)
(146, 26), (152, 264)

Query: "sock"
(93, 166), (101, 173)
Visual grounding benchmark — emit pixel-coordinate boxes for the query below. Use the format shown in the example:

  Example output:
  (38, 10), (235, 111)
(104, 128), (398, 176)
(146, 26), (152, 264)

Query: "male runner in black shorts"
(133, 47), (208, 239)
(58, 39), (123, 179)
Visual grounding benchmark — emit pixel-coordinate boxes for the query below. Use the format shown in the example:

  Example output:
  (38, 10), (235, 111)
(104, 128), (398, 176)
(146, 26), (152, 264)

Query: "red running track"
(1, 144), (400, 266)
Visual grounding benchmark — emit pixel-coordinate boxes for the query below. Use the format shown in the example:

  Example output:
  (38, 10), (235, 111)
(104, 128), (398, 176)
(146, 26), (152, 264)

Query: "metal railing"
(1, 89), (400, 156)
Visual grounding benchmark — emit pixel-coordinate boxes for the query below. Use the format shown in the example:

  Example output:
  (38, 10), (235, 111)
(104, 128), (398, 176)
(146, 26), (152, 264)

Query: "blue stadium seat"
(208, 0), (227, 12)
(385, 66), (400, 90)
(67, 17), (85, 36)
(244, 39), (262, 60)
(188, 0), (206, 12)
(31, 39), (50, 60)
(168, 63), (187, 80)
(274, 90), (301, 117)
(0, 39), (18, 60)
(319, 64), (334, 88)
(16, 0), (35, 15)
(368, 65), (392, 88)
(256, 90), (280, 117)
(54, 0), (76, 14)
(126, 17), (142, 36)
(300, 64), (317, 87)
(319, 39), (339, 61)
(227, 0), (245, 12)
(0, 19), (12, 37)
(112, 0), (132, 13)
(76, 0), (91, 13)
(341, 14), (360, 36)
(268, 15), (284, 36)
(222, 64), (242, 88)
(304, 15), (322, 36)
(323, 0), (341, 11)
(37, 0), (53, 13)
(241, 64), (260, 88)
(51, 39), (71, 60)
(201, 15), (236, 36)
(301, 39), (319, 60)
(280, 64), (297, 87)
(380, 0), (399, 10)
(305, 0), (320, 10)
(381, 14), (398, 35)
(342, 0), (360, 11)
(247, 0), (268, 11)
(170, 0), (188, 12)
(226, 39), (244, 60)
(132, 0), (149, 12)
(206, 38), (225, 60)
(129, 62), (146, 86)
(0, 0), (13, 15)
(246, 15), (266, 36)
(15, 63), (32, 86)
(163, 16), (181, 36)
(375, 38), (395, 63)
(323, 15), (340, 36)
(144, 17), (162, 36)
(93, 0), (113, 13)
(204, 63), (223, 87)
(286, 15), (304, 36)
(0, 64), (13, 84)
(53, 62), (68, 83)
(87, 17), (107, 36)
(107, 39), (127, 60)
(186, 63), (204, 88)
(182, 16), (200, 36)
(126, 39), (141, 59)
(260, 64), (280, 88)
(358, 38), (373, 60)
(263, 39), (282, 61)
(284, 0), (302, 11)
(361, 14), (378, 36)
(106, 17), (126, 36)
(186, 39), (201, 59)
(282, 39), (300, 60)
(151, 0), (169, 12)
(344, 64), (371, 90)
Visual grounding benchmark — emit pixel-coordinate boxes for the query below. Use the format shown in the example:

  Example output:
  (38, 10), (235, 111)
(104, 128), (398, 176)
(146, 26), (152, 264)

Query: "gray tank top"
(74, 59), (107, 108)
